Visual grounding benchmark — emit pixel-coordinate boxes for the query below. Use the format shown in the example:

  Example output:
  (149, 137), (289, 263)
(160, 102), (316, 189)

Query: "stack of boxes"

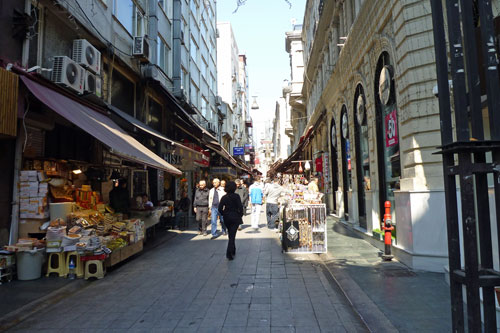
(18, 171), (50, 238)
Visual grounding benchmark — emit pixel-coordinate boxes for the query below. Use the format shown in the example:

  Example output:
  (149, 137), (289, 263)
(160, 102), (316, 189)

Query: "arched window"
(374, 52), (401, 217)
(340, 105), (352, 219)
(354, 84), (369, 229)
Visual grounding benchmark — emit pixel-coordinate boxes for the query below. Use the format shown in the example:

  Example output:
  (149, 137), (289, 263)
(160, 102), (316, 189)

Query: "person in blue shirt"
(249, 177), (264, 230)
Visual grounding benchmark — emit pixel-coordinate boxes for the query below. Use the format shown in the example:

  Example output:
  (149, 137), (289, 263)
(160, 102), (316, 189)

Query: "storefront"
(4, 72), (182, 280)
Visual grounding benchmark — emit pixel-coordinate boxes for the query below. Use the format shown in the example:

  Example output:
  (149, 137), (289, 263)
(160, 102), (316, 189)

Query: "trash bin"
(16, 248), (45, 280)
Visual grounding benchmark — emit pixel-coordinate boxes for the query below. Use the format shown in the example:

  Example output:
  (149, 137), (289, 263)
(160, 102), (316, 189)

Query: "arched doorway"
(374, 52), (401, 219)
(340, 105), (352, 219)
(354, 84), (369, 229)
(330, 117), (339, 214)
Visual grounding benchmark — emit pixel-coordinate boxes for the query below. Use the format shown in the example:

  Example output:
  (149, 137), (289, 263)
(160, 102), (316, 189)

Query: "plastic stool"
(84, 260), (105, 280)
(46, 252), (66, 277)
(64, 251), (83, 278)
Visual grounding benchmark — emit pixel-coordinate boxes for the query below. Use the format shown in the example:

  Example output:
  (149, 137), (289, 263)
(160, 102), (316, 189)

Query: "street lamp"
(251, 96), (259, 109)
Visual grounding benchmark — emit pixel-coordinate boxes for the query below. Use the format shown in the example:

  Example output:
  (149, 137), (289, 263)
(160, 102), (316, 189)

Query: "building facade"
(217, 22), (252, 162)
(0, 0), (254, 245)
(300, 0), (461, 271)
(285, 24), (306, 151)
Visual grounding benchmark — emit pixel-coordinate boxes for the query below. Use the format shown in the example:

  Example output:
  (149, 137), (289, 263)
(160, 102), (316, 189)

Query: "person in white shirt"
(209, 178), (227, 238)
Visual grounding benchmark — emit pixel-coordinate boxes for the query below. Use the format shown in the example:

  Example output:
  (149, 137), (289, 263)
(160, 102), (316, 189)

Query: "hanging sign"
(233, 147), (245, 156)
(385, 109), (398, 147)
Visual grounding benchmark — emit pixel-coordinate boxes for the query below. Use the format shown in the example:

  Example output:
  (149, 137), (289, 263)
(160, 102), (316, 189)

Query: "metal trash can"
(16, 248), (45, 280)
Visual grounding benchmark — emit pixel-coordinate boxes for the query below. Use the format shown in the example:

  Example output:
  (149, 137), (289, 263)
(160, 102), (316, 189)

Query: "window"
(157, 35), (171, 77)
(201, 97), (207, 118)
(190, 82), (199, 108)
(148, 97), (163, 132)
(190, 36), (198, 62)
(111, 69), (135, 116)
(158, 0), (173, 20)
(113, 0), (145, 36)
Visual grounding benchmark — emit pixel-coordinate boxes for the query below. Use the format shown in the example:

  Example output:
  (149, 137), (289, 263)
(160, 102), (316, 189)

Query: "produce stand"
(282, 204), (327, 253)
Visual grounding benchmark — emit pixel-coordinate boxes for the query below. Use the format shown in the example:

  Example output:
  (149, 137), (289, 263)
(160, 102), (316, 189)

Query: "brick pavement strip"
(7, 214), (368, 333)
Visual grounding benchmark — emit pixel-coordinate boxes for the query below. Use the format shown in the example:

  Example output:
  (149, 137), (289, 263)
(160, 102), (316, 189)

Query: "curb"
(318, 252), (399, 333)
(0, 229), (181, 331)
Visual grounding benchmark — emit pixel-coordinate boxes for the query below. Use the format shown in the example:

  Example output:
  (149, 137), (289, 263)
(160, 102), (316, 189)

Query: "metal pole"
(430, 0), (464, 330)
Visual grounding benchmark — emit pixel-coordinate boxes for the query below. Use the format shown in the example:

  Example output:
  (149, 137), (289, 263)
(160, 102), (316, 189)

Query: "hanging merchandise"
(281, 204), (327, 253)
(298, 162), (303, 173)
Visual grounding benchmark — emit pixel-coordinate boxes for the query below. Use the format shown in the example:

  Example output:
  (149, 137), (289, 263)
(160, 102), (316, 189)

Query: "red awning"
(21, 76), (181, 175)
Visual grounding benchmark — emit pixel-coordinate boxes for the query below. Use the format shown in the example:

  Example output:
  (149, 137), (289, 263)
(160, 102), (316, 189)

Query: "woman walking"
(218, 181), (244, 260)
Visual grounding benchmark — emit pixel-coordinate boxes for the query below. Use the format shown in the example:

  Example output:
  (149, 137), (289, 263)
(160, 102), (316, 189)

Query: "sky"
(216, 0), (307, 147)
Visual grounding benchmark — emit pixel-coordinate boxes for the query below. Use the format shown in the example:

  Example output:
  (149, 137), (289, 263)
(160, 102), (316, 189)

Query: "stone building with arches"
(300, 0), (449, 271)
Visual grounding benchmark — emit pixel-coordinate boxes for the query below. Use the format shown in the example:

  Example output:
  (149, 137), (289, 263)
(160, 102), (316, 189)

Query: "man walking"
(235, 179), (249, 230)
(249, 177), (264, 230)
(193, 180), (209, 235)
(209, 178), (226, 239)
(264, 178), (283, 230)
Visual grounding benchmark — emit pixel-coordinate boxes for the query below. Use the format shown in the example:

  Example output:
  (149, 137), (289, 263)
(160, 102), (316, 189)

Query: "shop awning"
(20, 76), (182, 175)
(107, 104), (204, 161)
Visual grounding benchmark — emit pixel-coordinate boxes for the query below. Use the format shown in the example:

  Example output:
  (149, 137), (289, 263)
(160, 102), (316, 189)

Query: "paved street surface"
(323, 218), (452, 332)
(8, 212), (367, 332)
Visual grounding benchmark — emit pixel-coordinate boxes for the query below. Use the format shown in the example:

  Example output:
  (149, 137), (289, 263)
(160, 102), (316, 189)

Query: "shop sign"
(379, 66), (392, 106)
(164, 152), (183, 166)
(244, 144), (253, 150)
(323, 153), (330, 193)
(233, 147), (245, 156)
(210, 167), (237, 177)
(315, 157), (323, 173)
(183, 141), (210, 167)
(385, 109), (398, 147)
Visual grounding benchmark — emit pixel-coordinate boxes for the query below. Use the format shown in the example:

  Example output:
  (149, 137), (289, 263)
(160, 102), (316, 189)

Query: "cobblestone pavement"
(8, 213), (367, 332)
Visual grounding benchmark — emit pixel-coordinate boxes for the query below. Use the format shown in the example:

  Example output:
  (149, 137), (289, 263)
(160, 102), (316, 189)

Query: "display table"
(282, 204), (327, 253)
(105, 240), (143, 267)
(130, 207), (169, 229)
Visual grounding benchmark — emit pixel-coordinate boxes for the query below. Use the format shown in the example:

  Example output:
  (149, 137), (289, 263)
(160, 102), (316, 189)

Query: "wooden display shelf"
(105, 240), (143, 267)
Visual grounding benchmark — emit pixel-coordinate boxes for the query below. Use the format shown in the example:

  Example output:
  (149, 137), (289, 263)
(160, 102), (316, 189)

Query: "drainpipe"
(172, 0), (182, 96)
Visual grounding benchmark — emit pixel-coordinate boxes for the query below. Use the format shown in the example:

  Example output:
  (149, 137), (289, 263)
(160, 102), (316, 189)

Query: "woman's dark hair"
(225, 180), (237, 193)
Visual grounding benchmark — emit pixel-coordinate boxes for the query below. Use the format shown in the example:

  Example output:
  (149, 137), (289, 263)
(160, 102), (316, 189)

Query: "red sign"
(315, 157), (323, 173)
(385, 109), (398, 147)
(183, 140), (210, 167)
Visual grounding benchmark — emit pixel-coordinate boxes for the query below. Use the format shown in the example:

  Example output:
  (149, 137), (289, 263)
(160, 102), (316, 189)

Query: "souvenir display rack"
(282, 204), (327, 253)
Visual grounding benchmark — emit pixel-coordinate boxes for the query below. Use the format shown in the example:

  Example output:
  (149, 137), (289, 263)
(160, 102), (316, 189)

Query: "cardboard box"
(37, 171), (46, 181)
(18, 219), (46, 236)
(20, 211), (49, 219)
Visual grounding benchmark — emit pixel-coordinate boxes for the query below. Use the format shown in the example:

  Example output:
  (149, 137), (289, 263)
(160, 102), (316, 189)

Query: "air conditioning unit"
(84, 70), (102, 98)
(133, 36), (150, 62)
(215, 96), (222, 106)
(72, 39), (101, 74)
(52, 56), (84, 94)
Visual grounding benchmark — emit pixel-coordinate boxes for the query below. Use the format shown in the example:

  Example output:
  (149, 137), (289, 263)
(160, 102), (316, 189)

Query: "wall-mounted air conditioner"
(215, 96), (222, 106)
(52, 56), (84, 94)
(84, 70), (102, 98)
(133, 36), (150, 62)
(72, 39), (101, 74)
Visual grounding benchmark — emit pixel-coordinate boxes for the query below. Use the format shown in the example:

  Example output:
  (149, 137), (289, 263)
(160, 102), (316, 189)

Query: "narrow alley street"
(7, 213), (368, 333)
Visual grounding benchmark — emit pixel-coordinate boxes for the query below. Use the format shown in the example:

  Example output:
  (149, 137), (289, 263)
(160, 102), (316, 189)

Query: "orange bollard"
(382, 201), (394, 261)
